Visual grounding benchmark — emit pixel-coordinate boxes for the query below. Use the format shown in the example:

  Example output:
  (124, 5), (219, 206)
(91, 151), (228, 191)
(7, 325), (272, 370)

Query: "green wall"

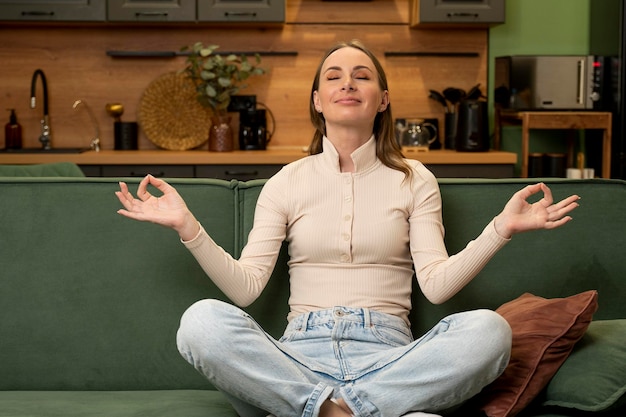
(488, 0), (591, 175)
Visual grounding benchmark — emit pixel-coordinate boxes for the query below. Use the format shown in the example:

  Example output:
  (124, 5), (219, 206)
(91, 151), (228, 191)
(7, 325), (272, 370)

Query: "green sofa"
(0, 177), (624, 417)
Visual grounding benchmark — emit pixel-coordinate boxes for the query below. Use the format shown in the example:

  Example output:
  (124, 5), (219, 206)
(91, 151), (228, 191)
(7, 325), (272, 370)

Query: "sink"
(1, 148), (90, 154)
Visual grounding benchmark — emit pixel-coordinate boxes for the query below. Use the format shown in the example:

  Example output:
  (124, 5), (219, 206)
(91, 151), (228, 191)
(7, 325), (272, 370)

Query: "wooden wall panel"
(0, 5), (486, 150)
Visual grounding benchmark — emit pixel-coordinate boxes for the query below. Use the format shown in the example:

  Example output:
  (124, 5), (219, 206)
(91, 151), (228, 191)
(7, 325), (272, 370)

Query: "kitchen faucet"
(72, 100), (101, 152)
(30, 69), (51, 150)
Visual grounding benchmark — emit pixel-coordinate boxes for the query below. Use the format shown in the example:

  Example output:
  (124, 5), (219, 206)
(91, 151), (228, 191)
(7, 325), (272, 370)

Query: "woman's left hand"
(494, 183), (580, 239)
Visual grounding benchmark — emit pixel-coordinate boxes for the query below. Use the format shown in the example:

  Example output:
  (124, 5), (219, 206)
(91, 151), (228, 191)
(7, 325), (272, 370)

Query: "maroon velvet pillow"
(474, 290), (598, 417)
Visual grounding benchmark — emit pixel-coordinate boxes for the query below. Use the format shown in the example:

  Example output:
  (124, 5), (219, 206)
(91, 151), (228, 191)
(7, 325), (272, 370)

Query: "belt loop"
(302, 312), (312, 331)
(363, 308), (371, 327)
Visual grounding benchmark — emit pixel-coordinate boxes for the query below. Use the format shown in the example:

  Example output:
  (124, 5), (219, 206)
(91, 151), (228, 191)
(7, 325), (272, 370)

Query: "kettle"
(401, 119), (438, 148)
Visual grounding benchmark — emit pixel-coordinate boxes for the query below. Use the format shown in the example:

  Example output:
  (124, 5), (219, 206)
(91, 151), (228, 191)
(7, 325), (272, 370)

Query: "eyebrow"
(323, 65), (373, 73)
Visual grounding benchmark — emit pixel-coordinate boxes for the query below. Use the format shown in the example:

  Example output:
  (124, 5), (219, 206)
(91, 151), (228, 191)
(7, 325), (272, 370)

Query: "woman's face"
(313, 46), (389, 134)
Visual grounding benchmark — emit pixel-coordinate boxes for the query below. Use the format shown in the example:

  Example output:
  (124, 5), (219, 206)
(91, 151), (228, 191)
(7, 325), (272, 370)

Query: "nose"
(341, 80), (355, 91)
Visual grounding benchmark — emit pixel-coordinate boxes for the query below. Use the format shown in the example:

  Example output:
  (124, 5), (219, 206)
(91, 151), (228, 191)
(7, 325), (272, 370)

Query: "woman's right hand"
(115, 174), (200, 241)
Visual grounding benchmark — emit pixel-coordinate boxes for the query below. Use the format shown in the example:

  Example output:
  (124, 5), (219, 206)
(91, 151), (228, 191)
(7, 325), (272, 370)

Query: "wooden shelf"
(495, 110), (612, 178)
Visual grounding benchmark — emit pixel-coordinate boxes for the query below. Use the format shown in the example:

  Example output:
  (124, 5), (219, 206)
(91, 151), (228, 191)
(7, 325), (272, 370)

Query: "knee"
(176, 299), (237, 355)
(469, 309), (512, 372)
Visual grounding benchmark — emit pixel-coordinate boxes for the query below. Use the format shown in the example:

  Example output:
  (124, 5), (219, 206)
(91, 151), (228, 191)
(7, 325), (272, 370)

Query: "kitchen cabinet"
(196, 164), (283, 180)
(197, 0), (284, 22)
(410, 0), (504, 28)
(100, 165), (195, 178)
(0, 0), (105, 21)
(107, 0), (196, 22)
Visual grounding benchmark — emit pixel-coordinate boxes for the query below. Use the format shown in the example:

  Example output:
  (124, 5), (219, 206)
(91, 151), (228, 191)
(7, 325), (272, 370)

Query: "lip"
(335, 97), (361, 104)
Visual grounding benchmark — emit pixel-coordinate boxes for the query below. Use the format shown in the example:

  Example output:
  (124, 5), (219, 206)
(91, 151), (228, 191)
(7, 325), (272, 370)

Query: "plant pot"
(209, 115), (234, 152)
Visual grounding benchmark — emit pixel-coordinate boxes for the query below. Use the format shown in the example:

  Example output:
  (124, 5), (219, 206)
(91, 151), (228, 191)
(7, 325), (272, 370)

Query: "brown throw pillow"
(474, 290), (598, 417)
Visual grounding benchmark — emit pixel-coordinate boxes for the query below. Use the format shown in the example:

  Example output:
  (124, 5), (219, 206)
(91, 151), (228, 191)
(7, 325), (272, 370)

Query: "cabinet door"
(101, 165), (195, 178)
(107, 0), (196, 22)
(411, 0), (504, 27)
(197, 0), (284, 22)
(0, 0), (105, 21)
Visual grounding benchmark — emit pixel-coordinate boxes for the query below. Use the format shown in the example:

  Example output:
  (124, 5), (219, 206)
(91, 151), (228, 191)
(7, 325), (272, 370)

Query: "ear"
(379, 90), (390, 112)
(313, 91), (323, 113)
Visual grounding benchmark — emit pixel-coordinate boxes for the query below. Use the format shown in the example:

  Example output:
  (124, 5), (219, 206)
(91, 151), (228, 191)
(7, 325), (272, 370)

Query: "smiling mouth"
(336, 98), (361, 104)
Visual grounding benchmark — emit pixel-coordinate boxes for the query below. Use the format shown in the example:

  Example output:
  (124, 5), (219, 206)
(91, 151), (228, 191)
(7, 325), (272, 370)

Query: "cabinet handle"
(21, 11), (55, 17)
(224, 170), (259, 177)
(135, 12), (169, 18)
(224, 12), (258, 18)
(446, 12), (480, 19)
(130, 171), (165, 178)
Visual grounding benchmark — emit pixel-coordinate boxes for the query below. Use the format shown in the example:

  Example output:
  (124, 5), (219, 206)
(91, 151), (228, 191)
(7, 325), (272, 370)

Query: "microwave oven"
(494, 55), (612, 110)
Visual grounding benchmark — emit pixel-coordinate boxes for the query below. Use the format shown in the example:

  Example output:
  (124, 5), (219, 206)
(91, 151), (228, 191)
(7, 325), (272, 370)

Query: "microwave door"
(533, 56), (590, 109)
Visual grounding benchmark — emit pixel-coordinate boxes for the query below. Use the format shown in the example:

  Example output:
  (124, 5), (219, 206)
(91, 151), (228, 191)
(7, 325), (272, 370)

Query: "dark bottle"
(5, 109), (22, 149)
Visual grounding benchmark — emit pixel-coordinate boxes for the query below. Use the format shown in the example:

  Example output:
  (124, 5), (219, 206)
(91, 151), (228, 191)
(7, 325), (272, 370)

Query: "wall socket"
(228, 95), (257, 113)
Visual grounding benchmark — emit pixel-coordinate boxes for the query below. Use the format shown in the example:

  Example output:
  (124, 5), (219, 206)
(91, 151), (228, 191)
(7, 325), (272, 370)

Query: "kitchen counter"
(0, 147), (517, 179)
(0, 147), (516, 165)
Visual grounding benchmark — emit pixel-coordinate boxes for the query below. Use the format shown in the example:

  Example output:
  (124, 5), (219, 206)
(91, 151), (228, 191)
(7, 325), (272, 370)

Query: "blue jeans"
(177, 300), (511, 417)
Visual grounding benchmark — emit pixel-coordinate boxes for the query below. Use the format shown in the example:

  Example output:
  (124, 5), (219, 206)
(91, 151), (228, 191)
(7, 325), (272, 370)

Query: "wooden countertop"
(0, 147), (517, 165)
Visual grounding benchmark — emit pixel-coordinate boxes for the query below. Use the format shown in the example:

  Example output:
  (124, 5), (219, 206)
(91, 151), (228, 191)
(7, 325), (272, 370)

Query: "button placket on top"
(339, 174), (354, 263)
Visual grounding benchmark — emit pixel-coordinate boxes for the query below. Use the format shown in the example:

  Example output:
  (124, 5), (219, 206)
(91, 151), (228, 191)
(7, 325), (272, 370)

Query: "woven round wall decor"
(138, 72), (213, 151)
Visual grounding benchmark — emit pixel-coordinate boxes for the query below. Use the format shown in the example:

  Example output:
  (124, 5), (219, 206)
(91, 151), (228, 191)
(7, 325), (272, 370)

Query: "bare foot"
(319, 398), (352, 417)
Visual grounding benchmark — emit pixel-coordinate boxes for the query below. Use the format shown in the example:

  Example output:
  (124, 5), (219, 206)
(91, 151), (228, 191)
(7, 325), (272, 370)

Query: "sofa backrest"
(1, 177), (624, 392)
(0, 178), (234, 391)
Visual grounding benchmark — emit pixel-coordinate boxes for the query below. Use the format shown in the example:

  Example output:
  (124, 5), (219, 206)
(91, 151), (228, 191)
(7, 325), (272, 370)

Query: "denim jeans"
(177, 300), (511, 417)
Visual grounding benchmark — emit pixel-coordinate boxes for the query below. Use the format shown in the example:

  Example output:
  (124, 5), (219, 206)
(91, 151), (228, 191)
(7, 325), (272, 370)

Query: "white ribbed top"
(184, 136), (509, 325)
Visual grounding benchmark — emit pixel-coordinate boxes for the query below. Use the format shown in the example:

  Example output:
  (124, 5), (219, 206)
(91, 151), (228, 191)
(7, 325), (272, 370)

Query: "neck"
(325, 127), (372, 173)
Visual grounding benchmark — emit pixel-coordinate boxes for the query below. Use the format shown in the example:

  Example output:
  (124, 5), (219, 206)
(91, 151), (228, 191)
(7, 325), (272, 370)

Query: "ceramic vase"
(209, 115), (234, 152)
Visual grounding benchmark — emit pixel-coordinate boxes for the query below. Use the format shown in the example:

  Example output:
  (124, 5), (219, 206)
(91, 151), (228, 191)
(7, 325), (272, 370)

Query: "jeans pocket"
(369, 322), (413, 347)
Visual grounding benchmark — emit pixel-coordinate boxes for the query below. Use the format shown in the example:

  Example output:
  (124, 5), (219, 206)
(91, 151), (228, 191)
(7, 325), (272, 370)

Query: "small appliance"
(494, 55), (611, 110)
(455, 100), (489, 152)
(239, 109), (268, 150)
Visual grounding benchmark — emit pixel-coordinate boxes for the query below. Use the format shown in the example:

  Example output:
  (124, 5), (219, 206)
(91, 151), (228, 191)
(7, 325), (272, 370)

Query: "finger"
(136, 175), (154, 202)
(544, 215), (573, 230)
(146, 174), (175, 195)
(539, 183), (554, 207)
(516, 183), (543, 201)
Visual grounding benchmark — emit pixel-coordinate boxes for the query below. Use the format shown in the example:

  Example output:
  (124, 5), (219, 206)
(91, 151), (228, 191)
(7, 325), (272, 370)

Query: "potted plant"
(181, 42), (265, 151)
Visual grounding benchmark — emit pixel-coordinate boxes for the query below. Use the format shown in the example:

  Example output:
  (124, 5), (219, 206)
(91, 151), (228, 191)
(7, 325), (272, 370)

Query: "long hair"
(308, 40), (412, 180)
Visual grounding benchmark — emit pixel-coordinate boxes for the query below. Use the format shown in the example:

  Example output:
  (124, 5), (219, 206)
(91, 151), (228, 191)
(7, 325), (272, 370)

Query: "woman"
(115, 40), (580, 417)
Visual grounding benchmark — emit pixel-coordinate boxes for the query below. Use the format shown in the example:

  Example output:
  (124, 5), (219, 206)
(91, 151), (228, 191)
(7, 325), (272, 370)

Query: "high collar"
(321, 135), (379, 174)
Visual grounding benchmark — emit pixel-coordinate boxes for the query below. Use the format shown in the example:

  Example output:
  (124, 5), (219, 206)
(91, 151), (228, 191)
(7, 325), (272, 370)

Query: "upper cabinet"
(0, 0), (106, 21)
(107, 0), (196, 22)
(410, 0), (504, 28)
(197, 0), (284, 22)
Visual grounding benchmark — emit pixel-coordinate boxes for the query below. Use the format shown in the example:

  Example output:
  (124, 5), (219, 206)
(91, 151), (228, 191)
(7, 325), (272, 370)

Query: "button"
(344, 177), (352, 184)
(344, 196), (352, 202)
(335, 310), (344, 317)
(340, 254), (349, 262)
(343, 215), (351, 221)
(342, 233), (350, 241)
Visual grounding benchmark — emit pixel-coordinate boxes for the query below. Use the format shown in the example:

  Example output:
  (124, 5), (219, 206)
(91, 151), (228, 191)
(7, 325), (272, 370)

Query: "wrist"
(175, 212), (200, 241)
(494, 214), (513, 239)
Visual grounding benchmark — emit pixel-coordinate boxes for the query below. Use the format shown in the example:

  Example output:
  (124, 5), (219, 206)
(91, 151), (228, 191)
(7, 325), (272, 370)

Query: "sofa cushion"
(0, 390), (237, 417)
(472, 290), (598, 417)
(541, 319), (626, 413)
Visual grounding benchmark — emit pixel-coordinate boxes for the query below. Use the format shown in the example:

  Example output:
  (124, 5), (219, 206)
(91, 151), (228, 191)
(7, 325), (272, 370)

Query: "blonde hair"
(308, 40), (412, 180)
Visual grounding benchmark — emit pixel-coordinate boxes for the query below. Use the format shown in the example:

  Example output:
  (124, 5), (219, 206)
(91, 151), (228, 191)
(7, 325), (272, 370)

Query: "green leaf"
(217, 77), (232, 88)
(205, 85), (217, 98)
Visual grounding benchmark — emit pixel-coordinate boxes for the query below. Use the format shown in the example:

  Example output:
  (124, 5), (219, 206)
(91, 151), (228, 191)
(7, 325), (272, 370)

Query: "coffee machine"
(239, 109), (268, 150)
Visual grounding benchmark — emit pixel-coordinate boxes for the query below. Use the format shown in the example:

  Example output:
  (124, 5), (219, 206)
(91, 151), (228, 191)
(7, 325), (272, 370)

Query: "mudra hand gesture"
(115, 174), (199, 241)
(494, 182), (580, 239)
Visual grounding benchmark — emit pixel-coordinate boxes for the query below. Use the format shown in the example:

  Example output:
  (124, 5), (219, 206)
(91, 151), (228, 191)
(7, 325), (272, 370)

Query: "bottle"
(5, 109), (22, 150)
